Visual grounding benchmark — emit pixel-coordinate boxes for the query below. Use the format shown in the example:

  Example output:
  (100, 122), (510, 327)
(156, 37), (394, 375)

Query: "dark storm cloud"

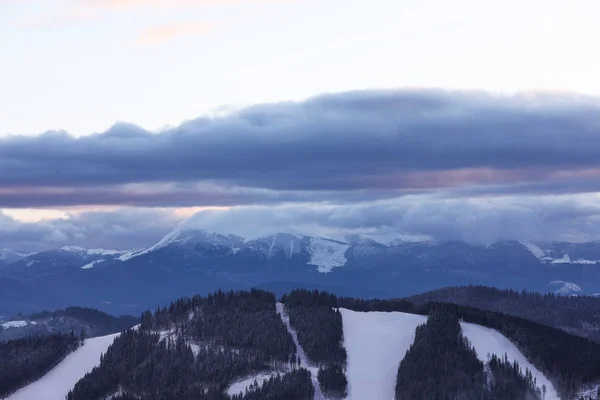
(1, 89), (600, 208)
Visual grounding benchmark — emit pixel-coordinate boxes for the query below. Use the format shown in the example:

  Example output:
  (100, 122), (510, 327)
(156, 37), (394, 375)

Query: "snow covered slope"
(340, 309), (560, 400)
(550, 280), (583, 295)
(521, 242), (600, 265)
(6, 333), (119, 400)
(307, 237), (351, 273)
(461, 322), (559, 400)
(340, 308), (426, 400)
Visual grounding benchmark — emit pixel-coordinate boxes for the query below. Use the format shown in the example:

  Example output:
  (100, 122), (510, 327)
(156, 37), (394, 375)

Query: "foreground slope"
(461, 322), (559, 400)
(5, 333), (118, 400)
(340, 308), (559, 400)
(340, 309), (426, 400)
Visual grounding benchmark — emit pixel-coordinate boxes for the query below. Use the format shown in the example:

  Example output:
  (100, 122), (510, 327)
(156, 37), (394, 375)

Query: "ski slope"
(461, 322), (560, 400)
(5, 333), (119, 400)
(340, 308), (427, 400)
(276, 302), (325, 400)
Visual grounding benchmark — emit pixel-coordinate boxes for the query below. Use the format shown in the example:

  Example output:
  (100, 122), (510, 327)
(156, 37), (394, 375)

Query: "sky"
(1, 0), (600, 252)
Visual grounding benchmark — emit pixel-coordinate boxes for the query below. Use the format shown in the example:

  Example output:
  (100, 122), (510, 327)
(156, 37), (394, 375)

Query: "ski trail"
(276, 302), (326, 400)
(5, 333), (119, 400)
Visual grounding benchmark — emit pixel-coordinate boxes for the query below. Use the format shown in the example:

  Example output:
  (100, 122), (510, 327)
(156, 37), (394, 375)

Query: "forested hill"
(406, 285), (600, 342)
(0, 306), (139, 342)
(68, 289), (312, 400)
(11, 288), (600, 400)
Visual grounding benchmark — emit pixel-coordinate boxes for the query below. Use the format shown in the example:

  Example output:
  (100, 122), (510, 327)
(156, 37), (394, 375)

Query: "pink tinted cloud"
(137, 21), (213, 45)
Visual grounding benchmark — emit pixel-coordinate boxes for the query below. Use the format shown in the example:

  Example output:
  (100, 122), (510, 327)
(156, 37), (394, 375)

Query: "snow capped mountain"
(5, 246), (131, 274)
(344, 234), (388, 259)
(521, 241), (600, 265)
(0, 249), (31, 263)
(60, 246), (125, 257)
(118, 228), (245, 261)
(242, 233), (306, 258)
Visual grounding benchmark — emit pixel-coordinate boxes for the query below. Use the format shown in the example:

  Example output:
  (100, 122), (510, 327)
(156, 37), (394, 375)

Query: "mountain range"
(2, 225), (600, 316)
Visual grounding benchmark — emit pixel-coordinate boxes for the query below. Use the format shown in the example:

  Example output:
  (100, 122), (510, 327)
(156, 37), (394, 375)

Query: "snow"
(86, 248), (122, 256)
(461, 322), (559, 400)
(118, 226), (245, 262)
(227, 372), (281, 396)
(521, 242), (547, 259)
(521, 242), (600, 265)
(340, 308), (426, 400)
(60, 245), (87, 252)
(81, 259), (104, 270)
(1, 320), (28, 329)
(550, 254), (571, 264)
(577, 383), (600, 399)
(572, 259), (600, 265)
(117, 249), (143, 262)
(276, 303), (325, 400)
(5, 333), (119, 400)
(307, 237), (350, 273)
(550, 280), (582, 295)
(244, 233), (305, 258)
(61, 246), (125, 257)
(25, 260), (37, 267)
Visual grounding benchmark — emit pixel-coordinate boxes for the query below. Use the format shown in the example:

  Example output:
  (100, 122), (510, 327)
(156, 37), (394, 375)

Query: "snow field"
(5, 333), (119, 400)
(340, 308), (427, 400)
(460, 322), (560, 400)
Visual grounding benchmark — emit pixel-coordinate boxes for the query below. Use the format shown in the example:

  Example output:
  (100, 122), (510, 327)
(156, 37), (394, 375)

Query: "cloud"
(143, 192), (600, 244)
(0, 209), (179, 252)
(137, 22), (213, 45)
(5, 192), (600, 252)
(1, 89), (600, 209)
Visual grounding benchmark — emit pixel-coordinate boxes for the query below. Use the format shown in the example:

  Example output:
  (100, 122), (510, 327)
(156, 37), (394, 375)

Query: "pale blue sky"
(2, 0), (599, 136)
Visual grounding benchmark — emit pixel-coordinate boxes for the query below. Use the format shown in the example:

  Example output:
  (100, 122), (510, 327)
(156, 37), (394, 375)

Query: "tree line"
(407, 285), (600, 342)
(0, 331), (80, 398)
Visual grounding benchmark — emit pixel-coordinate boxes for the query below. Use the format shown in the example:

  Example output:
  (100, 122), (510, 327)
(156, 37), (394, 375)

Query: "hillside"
(407, 285), (600, 342)
(4, 333), (119, 400)
(0, 307), (139, 342)
(7, 288), (600, 400)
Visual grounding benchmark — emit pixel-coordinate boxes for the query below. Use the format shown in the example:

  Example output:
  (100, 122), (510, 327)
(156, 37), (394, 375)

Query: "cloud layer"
(1, 89), (600, 207)
(2, 89), (600, 250)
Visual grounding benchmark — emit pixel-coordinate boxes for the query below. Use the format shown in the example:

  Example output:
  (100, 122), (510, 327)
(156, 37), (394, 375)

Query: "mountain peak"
(345, 234), (385, 246)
